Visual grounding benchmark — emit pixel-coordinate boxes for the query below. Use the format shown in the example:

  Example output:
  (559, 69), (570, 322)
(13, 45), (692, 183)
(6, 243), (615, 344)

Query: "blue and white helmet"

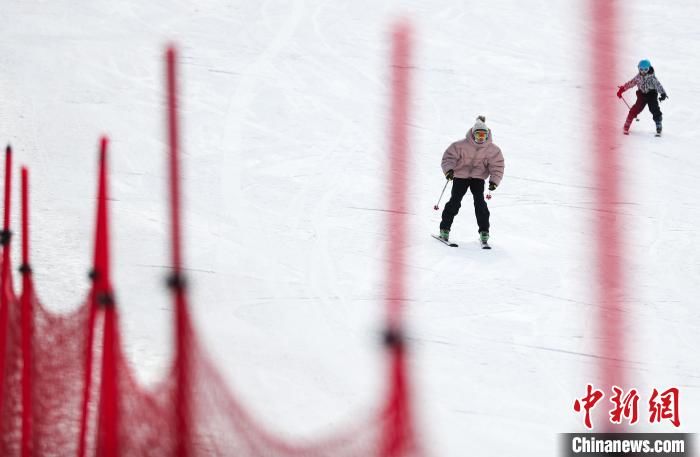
(638, 59), (651, 73)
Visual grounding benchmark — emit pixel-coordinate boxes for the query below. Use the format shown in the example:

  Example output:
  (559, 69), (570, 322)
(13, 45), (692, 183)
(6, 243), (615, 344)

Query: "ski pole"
(620, 95), (639, 122)
(433, 179), (450, 211)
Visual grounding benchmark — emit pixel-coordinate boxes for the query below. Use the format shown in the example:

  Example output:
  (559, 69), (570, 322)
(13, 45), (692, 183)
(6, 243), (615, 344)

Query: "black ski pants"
(626, 90), (662, 125)
(439, 178), (490, 233)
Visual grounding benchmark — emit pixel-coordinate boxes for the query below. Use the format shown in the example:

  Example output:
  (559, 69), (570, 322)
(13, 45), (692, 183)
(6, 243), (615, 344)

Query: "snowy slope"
(2, 0), (700, 455)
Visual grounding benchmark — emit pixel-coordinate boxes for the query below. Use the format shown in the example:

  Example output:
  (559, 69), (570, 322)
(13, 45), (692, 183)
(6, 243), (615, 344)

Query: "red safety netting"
(111, 316), (389, 457)
(29, 299), (94, 456)
(0, 281), (21, 456)
(0, 23), (420, 457)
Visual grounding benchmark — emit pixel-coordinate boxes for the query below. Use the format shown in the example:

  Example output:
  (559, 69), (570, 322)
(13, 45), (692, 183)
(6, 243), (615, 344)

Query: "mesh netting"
(31, 298), (93, 456)
(0, 288), (21, 456)
(109, 316), (394, 457)
(0, 271), (98, 457)
(0, 274), (419, 457)
(183, 317), (390, 457)
(0, 27), (420, 456)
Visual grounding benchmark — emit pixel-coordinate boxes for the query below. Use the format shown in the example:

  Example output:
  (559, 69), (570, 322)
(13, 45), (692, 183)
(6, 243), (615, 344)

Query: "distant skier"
(617, 59), (668, 136)
(438, 116), (504, 247)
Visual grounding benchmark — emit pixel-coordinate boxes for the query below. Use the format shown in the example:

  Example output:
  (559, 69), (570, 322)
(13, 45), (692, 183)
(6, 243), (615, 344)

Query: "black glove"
(659, 93), (667, 102)
(445, 169), (454, 180)
(616, 86), (624, 99)
(488, 181), (498, 191)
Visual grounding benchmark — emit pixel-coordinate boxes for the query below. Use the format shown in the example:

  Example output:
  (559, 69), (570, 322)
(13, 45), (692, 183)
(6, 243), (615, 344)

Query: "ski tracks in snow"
(217, 0), (306, 232)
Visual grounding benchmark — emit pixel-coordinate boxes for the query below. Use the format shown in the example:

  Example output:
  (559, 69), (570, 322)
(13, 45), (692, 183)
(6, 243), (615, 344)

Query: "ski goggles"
(639, 67), (650, 74)
(473, 130), (489, 142)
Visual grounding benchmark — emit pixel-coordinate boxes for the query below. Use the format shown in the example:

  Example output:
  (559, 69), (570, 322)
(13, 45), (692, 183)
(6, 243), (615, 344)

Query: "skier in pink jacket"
(438, 116), (505, 246)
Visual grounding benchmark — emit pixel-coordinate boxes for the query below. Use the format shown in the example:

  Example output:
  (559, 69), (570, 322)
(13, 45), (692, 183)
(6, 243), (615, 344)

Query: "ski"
(623, 131), (662, 137)
(432, 234), (458, 247)
(480, 240), (492, 250)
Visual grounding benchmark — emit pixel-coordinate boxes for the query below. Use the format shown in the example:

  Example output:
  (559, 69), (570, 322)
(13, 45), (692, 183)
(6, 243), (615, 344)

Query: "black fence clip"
(0, 229), (12, 246)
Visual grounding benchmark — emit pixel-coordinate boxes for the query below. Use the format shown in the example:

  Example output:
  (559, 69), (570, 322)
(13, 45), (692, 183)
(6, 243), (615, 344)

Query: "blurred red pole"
(167, 47), (183, 275)
(20, 167), (33, 457)
(0, 145), (13, 433)
(97, 308), (118, 457)
(93, 137), (119, 457)
(166, 45), (191, 457)
(2, 146), (11, 237)
(589, 0), (626, 396)
(380, 21), (416, 457)
(78, 139), (113, 456)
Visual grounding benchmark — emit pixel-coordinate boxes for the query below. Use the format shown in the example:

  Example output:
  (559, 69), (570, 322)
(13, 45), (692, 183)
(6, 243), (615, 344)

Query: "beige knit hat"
(473, 115), (488, 133)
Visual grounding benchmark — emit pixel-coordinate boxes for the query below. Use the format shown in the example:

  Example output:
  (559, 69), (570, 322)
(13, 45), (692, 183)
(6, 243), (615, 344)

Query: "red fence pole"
(166, 45), (192, 457)
(380, 22), (416, 457)
(78, 139), (114, 457)
(20, 167), (33, 457)
(589, 0), (626, 397)
(92, 137), (119, 457)
(0, 145), (13, 432)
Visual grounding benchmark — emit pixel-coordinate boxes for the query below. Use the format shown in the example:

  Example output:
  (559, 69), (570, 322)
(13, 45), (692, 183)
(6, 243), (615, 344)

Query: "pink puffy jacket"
(441, 129), (505, 185)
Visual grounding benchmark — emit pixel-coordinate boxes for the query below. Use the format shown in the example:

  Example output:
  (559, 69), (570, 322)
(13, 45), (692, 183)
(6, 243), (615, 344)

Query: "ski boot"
(479, 231), (491, 249)
(655, 122), (662, 137)
(433, 228), (458, 247)
(439, 229), (450, 242)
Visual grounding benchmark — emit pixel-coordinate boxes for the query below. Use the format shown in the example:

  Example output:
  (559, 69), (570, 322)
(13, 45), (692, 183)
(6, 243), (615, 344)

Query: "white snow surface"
(2, 0), (700, 455)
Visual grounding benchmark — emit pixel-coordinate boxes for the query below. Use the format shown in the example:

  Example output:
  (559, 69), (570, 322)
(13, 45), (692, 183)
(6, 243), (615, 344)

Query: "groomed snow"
(2, 0), (699, 455)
